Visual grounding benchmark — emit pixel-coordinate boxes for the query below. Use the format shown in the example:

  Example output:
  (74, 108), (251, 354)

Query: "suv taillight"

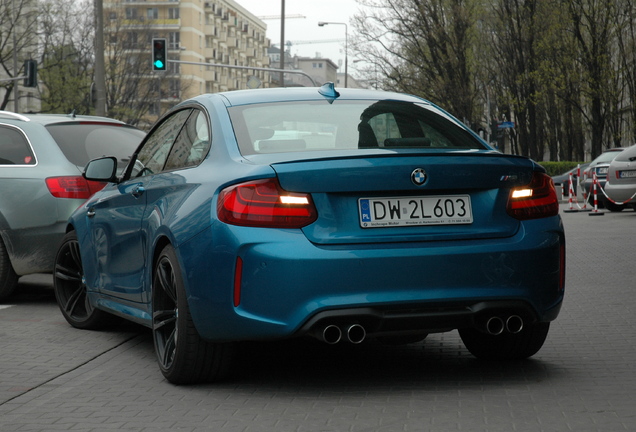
(217, 178), (317, 228)
(45, 176), (106, 199)
(506, 172), (559, 220)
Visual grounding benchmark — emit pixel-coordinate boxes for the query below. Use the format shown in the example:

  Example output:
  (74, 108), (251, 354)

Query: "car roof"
(0, 111), (127, 126)
(201, 86), (430, 107)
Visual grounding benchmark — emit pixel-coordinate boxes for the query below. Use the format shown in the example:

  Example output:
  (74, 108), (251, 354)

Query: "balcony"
(121, 18), (180, 29)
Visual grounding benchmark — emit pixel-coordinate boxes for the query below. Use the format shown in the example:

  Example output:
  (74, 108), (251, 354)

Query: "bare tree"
(567, 0), (619, 158)
(351, 0), (483, 126)
(102, 3), (194, 127)
(38, 0), (95, 113)
(0, 0), (38, 110)
(614, 0), (636, 144)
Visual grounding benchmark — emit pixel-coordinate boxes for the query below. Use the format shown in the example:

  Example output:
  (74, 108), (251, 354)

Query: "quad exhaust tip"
(506, 315), (524, 334)
(319, 324), (367, 344)
(485, 315), (524, 335)
(322, 324), (342, 344)
(346, 324), (366, 344)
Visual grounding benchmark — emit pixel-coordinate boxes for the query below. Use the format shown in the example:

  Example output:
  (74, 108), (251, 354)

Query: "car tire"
(0, 239), (18, 301)
(152, 244), (234, 385)
(605, 201), (625, 212)
(458, 322), (550, 360)
(53, 231), (112, 329)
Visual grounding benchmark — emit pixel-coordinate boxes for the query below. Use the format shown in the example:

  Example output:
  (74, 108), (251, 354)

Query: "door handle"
(132, 185), (145, 198)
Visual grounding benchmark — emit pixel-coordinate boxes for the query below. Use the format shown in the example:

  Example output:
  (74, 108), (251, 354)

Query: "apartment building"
(107, 0), (270, 120)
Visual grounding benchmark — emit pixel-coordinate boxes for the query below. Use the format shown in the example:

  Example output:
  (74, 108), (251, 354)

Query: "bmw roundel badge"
(411, 168), (427, 186)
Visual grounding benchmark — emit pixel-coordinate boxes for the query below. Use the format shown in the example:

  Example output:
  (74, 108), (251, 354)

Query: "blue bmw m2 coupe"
(54, 84), (565, 384)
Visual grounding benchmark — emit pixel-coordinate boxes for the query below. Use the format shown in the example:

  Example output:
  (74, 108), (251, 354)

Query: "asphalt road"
(1, 204), (635, 431)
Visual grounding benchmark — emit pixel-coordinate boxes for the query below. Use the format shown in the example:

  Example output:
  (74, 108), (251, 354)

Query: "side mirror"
(84, 157), (118, 183)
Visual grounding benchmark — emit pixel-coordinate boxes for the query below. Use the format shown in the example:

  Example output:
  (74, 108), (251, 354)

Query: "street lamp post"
(280, 0), (285, 87)
(317, 21), (347, 88)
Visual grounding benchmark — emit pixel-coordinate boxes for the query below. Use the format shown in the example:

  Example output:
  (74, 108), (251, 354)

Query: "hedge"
(537, 161), (586, 177)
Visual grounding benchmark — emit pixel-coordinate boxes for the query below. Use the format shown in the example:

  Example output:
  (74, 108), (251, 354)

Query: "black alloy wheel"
(152, 244), (234, 384)
(0, 239), (18, 301)
(54, 231), (110, 329)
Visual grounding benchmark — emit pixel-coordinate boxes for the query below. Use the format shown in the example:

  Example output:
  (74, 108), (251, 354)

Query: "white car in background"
(0, 111), (145, 300)
(604, 144), (636, 211)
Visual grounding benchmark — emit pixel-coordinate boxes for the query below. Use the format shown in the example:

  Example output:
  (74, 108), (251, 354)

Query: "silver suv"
(0, 111), (145, 300)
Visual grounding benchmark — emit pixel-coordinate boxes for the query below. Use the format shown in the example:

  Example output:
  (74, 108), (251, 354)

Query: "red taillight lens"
(233, 257), (243, 307)
(559, 239), (566, 292)
(217, 178), (318, 228)
(506, 172), (559, 220)
(45, 176), (106, 199)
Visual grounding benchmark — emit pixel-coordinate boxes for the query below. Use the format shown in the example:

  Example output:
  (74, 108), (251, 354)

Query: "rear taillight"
(506, 172), (559, 220)
(45, 176), (106, 199)
(217, 178), (318, 228)
(559, 239), (566, 292)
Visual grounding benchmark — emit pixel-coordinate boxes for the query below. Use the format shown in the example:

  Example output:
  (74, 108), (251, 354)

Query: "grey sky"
(236, 0), (364, 71)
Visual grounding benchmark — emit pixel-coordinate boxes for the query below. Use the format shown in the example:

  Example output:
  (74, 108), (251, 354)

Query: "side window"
(0, 125), (36, 165)
(164, 110), (211, 170)
(369, 113), (401, 145)
(133, 109), (192, 177)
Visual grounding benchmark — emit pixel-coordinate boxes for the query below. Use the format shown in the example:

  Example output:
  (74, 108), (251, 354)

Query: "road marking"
(0, 305), (14, 310)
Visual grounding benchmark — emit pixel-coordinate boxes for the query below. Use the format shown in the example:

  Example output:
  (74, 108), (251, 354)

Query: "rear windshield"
(46, 123), (146, 170)
(592, 150), (623, 164)
(611, 146), (636, 162)
(228, 100), (486, 155)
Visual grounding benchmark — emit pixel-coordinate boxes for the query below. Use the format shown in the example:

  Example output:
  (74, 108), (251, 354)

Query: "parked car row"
(604, 144), (636, 210)
(0, 111), (145, 299)
(555, 146), (636, 211)
(580, 148), (629, 211)
(551, 163), (589, 196)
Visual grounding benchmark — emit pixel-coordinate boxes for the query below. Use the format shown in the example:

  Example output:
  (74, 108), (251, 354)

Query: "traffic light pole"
(12, 0), (18, 112)
(168, 60), (317, 87)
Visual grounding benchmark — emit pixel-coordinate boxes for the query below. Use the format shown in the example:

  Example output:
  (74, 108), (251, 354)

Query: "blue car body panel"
(67, 88), (564, 343)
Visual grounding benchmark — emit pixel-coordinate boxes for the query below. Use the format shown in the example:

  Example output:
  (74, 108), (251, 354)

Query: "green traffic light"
(154, 60), (165, 69)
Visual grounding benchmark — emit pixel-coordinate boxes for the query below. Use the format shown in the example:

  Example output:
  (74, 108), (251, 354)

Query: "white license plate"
(619, 170), (636, 178)
(359, 195), (473, 228)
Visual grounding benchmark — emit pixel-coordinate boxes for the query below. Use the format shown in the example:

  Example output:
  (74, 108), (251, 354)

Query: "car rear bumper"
(604, 182), (636, 204)
(296, 298), (563, 343)
(181, 217), (565, 342)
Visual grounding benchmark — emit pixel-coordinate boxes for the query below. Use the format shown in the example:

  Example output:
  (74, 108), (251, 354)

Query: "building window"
(168, 62), (180, 74)
(169, 79), (180, 98)
(147, 8), (158, 20)
(123, 32), (138, 49)
(168, 8), (179, 19)
(125, 7), (137, 19)
(149, 102), (160, 117)
(169, 32), (180, 49)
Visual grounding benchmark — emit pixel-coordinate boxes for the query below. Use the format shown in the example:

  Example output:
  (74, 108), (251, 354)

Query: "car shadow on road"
(3, 274), (56, 305)
(6, 277), (560, 390)
(224, 336), (559, 392)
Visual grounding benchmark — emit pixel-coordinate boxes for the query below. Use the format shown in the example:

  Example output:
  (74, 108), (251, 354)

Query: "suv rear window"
(229, 100), (486, 155)
(46, 123), (145, 170)
(0, 125), (36, 165)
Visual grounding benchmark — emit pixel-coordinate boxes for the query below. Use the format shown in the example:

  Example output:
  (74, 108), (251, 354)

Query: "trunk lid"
(270, 151), (536, 245)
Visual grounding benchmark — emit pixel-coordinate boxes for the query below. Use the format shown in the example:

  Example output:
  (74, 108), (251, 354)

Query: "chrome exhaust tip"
(506, 315), (524, 334)
(486, 316), (505, 335)
(322, 324), (342, 344)
(346, 324), (366, 344)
